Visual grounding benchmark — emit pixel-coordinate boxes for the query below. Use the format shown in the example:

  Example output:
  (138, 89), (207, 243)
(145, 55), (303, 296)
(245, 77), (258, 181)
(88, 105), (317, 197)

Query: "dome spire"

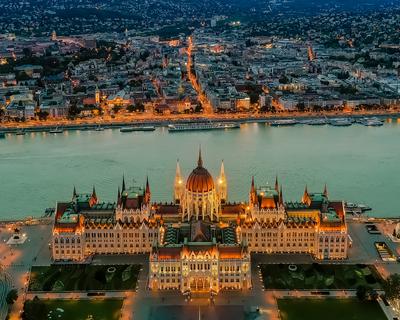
(197, 146), (203, 167)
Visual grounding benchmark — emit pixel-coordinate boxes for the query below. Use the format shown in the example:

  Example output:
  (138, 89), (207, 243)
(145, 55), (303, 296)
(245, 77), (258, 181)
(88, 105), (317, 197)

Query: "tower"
(144, 176), (151, 205)
(279, 185), (284, 206)
(174, 160), (184, 203)
(323, 184), (328, 198)
(302, 185), (310, 205)
(72, 186), (77, 200)
(217, 160), (227, 202)
(249, 176), (257, 206)
(89, 186), (98, 206)
(95, 85), (100, 105)
(51, 30), (57, 41)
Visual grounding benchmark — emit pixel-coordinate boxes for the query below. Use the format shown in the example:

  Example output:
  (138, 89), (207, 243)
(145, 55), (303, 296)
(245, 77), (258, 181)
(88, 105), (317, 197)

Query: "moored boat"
(328, 118), (352, 126)
(304, 118), (327, 126)
(358, 117), (384, 127)
(16, 129), (26, 136)
(49, 127), (63, 134)
(168, 122), (240, 132)
(120, 126), (155, 132)
(269, 119), (298, 126)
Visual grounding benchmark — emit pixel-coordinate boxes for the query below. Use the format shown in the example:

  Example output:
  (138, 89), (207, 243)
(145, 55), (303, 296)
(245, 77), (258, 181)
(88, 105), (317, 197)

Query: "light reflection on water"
(0, 121), (399, 219)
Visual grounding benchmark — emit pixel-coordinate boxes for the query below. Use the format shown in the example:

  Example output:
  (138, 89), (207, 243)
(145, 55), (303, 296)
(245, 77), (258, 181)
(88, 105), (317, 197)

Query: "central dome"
(186, 150), (215, 193)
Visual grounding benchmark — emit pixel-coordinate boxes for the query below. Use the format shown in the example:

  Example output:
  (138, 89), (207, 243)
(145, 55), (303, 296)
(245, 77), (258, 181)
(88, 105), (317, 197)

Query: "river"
(0, 120), (399, 219)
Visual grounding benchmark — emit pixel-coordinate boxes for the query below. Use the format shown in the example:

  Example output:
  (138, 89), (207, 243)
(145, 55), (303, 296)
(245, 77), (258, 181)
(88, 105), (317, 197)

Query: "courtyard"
(23, 298), (123, 320)
(277, 298), (387, 320)
(28, 264), (141, 292)
(259, 263), (381, 290)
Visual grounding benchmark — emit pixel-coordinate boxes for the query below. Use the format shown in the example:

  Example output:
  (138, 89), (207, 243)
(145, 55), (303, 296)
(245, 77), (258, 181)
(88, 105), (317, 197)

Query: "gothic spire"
(275, 175), (279, 192)
(302, 184), (309, 203)
(73, 185), (77, 198)
(175, 159), (182, 178)
(92, 185), (97, 199)
(279, 185), (284, 205)
(197, 146), (203, 167)
(122, 174), (126, 192)
(323, 183), (328, 197)
(145, 176), (151, 194)
(220, 160), (225, 178)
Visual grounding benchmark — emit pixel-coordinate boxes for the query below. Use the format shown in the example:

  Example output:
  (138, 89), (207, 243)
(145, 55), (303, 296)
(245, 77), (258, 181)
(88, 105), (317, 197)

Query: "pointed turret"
(275, 176), (279, 192)
(145, 176), (151, 204)
(250, 176), (257, 205)
(251, 176), (255, 193)
(220, 160), (225, 178)
(89, 185), (98, 207)
(218, 160), (227, 201)
(197, 147), (203, 167)
(117, 187), (122, 207)
(72, 185), (77, 199)
(323, 184), (328, 198)
(122, 174), (126, 192)
(279, 185), (284, 206)
(302, 185), (309, 204)
(92, 185), (97, 200)
(174, 159), (184, 203)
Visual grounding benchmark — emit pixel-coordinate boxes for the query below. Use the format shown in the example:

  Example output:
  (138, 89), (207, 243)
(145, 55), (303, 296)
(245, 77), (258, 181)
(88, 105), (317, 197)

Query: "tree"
(36, 110), (49, 121)
(382, 273), (400, 307)
(279, 75), (289, 84)
(6, 289), (18, 305)
(22, 296), (47, 320)
(356, 285), (368, 301)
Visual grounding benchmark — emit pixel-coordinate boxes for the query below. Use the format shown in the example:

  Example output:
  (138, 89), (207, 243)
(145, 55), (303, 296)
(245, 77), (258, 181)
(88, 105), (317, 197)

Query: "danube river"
(1, 121), (400, 219)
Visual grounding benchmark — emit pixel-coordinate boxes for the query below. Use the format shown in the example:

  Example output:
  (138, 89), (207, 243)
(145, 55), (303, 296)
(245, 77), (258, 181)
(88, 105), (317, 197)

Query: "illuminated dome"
(186, 151), (214, 193)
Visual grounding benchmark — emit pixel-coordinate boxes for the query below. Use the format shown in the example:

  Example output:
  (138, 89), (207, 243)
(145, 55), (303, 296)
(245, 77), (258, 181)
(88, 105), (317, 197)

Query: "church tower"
(217, 160), (227, 202)
(174, 160), (184, 203)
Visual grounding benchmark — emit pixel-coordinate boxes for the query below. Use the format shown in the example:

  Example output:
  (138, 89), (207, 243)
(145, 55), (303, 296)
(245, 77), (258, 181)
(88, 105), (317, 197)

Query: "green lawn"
(24, 298), (123, 320)
(278, 298), (387, 320)
(29, 264), (141, 292)
(259, 264), (381, 290)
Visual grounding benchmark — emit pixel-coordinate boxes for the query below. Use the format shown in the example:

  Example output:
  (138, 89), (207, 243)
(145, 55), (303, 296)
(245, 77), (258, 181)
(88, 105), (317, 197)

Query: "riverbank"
(1, 110), (400, 133)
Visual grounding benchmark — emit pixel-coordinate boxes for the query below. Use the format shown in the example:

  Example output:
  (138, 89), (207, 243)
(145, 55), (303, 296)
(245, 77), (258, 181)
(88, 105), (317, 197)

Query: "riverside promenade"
(1, 109), (400, 133)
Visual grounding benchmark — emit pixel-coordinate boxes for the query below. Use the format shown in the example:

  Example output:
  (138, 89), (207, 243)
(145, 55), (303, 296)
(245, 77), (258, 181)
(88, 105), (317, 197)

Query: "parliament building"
(52, 150), (348, 294)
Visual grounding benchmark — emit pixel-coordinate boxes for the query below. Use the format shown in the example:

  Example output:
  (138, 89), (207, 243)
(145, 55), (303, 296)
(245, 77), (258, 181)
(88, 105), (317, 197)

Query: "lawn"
(24, 298), (123, 320)
(278, 298), (387, 320)
(259, 264), (381, 290)
(28, 264), (141, 292)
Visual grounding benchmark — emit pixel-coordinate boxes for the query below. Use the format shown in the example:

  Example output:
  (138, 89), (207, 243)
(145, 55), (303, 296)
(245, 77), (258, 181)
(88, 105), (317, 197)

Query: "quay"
(1, 111), (400, 134)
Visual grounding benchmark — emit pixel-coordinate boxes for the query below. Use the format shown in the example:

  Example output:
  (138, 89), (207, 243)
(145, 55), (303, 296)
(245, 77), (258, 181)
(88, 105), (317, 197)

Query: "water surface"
(0, 121), (399, 219)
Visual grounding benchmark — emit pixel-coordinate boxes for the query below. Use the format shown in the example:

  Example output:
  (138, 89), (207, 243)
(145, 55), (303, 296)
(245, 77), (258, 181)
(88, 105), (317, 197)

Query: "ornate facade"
(52, 149), (348, 295)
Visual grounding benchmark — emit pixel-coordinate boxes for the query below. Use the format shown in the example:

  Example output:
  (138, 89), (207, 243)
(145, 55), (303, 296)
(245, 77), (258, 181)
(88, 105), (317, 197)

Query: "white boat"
(269, 119), (298, 126)
(120, 126), (155, 132)
(168, 122), (240, 132)
(49, 127), (63, 134)
(329, 118), (352, 126)
(304, 118), (327, 125)
(359, 117), (384, 126)
(16, 129), (26, 136)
